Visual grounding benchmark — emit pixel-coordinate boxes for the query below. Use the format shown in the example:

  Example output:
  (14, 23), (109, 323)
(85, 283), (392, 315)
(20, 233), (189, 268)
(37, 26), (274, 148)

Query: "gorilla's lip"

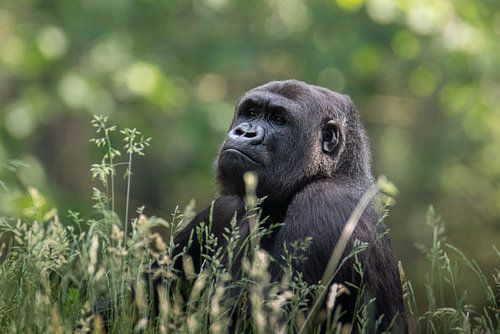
(221, 148), (262, 166)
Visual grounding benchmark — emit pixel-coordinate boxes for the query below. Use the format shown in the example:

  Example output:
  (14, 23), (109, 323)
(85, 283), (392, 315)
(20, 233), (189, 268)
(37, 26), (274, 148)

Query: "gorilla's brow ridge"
(239, 92), (299, 114)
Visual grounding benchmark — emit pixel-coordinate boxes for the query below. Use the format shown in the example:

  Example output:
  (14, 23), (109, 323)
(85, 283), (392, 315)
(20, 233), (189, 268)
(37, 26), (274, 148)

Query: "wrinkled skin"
(175, 80), (408, 333)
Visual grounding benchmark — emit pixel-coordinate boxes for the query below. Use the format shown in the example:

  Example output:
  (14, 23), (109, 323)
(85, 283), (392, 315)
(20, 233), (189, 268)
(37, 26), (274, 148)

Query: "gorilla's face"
(216, 80), (348, 202)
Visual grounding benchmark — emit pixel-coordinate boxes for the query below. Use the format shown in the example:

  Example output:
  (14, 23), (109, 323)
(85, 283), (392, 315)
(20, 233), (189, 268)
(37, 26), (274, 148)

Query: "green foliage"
(0, 0), (499, 329)
(407, 207), (500, 333)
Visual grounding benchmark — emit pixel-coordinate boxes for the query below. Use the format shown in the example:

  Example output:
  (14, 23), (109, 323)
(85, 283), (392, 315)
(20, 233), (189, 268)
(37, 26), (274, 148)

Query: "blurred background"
(0, 0), (498, 311)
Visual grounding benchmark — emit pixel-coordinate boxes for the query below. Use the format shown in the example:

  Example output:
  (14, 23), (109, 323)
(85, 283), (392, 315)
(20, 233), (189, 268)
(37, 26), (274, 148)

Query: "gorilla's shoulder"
(286, 180), (377, 227)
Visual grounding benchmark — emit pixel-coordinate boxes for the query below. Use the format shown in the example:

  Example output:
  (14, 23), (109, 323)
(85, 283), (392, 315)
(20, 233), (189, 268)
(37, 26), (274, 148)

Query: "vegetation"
(0, 0), (499, 332)
(0, 119), (497, 333)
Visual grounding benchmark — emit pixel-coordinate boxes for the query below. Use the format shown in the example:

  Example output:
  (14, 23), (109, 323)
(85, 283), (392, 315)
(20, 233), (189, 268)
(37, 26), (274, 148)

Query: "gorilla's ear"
(321, 120), (339, 153)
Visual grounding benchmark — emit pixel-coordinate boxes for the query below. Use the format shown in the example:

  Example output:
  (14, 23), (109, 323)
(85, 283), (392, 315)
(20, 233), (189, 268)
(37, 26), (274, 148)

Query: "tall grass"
(0, 116), (498, 333)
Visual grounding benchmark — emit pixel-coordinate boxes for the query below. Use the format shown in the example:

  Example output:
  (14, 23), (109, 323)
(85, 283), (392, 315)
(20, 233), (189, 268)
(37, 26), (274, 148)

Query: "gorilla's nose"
(229, 122), (264, 145)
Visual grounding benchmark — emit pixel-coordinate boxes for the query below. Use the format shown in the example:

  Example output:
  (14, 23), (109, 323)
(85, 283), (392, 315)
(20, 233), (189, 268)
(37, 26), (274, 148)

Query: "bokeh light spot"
(89, 37), (130, 73)
(442, 22), (486, 54)
(406, 3), (447, 35)
(391, 30), (420, 59)
(0, 35), (26, 68)
(265, 0), (310, 38)
(366, 0), (396, 24)
(124, 62), (161, 96)
(317, 67), (345, 92)
(409, 66), (439, 96)
(17, 155), (47, 188)
(37, 26), (68, 60)
(439, 83), (471, 115)
(5, 104), (35, 139)
(350, 45), (381, 76)
(336, 0), (365, 11)
(196, 74), (227, 103)
(202, 0), (229, 10)
(58, 73), (90, 109)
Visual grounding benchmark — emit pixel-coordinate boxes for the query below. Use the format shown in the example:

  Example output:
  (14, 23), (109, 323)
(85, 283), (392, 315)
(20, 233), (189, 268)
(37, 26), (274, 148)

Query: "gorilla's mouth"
(221, 148), (262, 166)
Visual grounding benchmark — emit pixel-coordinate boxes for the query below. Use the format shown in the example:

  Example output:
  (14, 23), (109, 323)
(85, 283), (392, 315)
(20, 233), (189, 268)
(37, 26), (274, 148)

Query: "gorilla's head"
(216, 80), (372, 202)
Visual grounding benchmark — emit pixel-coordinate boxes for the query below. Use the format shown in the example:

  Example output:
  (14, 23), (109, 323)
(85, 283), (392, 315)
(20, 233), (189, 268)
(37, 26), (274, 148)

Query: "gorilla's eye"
(246, 107), (260, 118)
(270, 114), (286, 125)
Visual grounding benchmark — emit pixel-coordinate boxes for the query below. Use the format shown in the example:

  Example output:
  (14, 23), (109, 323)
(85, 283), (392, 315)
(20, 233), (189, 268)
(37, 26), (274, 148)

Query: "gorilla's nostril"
(230, 124), (264, 144)
(245, 131), (257, 138)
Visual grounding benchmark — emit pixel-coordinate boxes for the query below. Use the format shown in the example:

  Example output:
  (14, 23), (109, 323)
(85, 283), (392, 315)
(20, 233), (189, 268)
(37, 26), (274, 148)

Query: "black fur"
(174, 80), (408, 332)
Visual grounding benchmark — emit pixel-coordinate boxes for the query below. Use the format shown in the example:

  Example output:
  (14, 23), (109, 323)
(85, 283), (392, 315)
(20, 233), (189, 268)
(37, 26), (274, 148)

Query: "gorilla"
(174, 80), (408, 332)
